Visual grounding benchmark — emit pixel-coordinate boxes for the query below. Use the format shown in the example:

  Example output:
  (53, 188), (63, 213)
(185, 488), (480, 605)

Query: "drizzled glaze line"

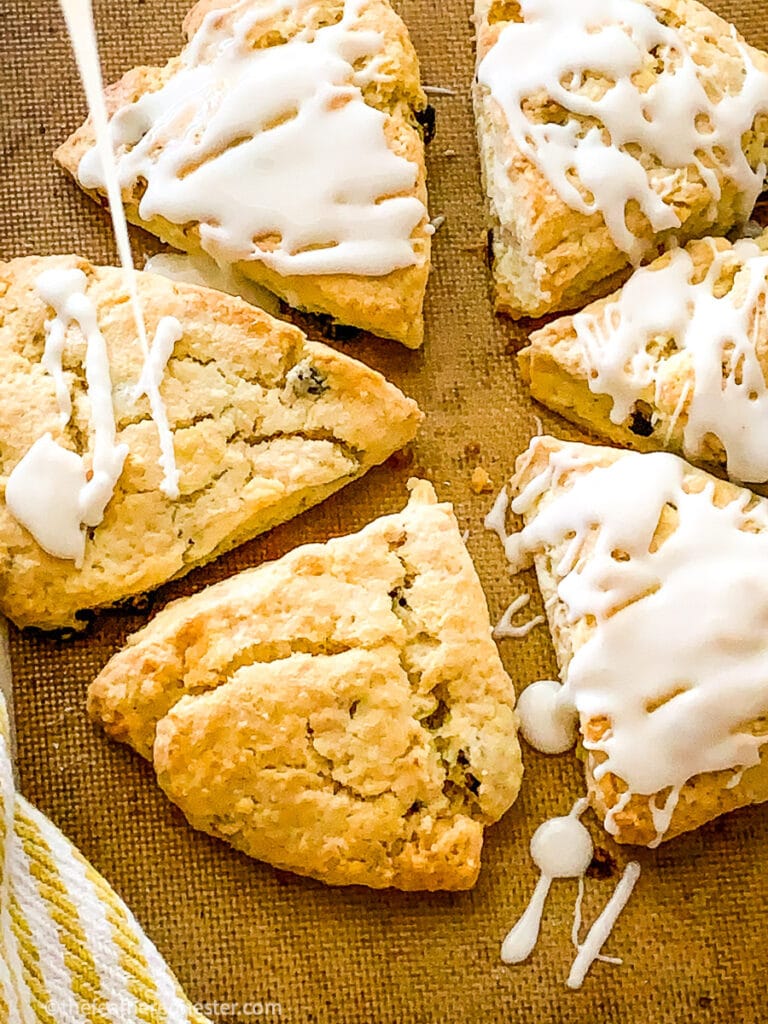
(572, 239), (768, 483)
(493, 593), (545, 639)
(6, 272), (182, 562)
(567, 862), (641, 989)
(134, 316), (184, 499)
(6, 269), (129, 564)
(501, 798), (637, 987)
(78, 0), (428, 277)
(501, 800), (593, 965)
(59, 0), (183, 496)
(505, 440), (768, 844)
(59, 0), (149, 356)
(478, 0), (768, 261)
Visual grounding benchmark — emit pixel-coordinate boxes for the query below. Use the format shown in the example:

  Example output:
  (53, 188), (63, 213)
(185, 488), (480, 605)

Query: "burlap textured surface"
(1, 0), (767, 1021)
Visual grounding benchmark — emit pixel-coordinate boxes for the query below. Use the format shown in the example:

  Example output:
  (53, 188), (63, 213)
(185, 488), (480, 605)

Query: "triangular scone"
(507, 435), (768, 847)
(55, 0), (432, 348)
(473, 0), (768, 318)
(519, 233), (768, 486)
(0, 255), (421, 631)
(88, 481), (522, 890)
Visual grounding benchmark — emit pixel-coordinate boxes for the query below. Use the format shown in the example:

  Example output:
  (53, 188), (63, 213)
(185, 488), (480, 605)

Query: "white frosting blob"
(530, 814), (593, 879)
(573, 239), (768, 483)
(5, 435), (88, 563)
(517, 679), (578, 755)
(78, 0), (427, 277)
(477, 0), (768, 261)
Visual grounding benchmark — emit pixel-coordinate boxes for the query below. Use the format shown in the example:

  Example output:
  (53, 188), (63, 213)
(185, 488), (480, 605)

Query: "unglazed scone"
(519, 232), (768, 486)
(55, 0), (432, 347)
(0, 255), (421, 631)
(88, 480), (522, 890)
(505, 435), (768, 846)
(473, 0), (768, 318)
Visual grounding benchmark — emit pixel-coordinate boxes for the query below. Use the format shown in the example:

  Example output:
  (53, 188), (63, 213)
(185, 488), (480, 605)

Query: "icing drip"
(134, 316), (184, 499)
(7, 270), (129, 564)
(59, 0), (182, 497)
(144, 252), (280, 315)
(484, 485), (510, 547)
(6, 271), (182, 562)
(567, 862), (641, 989)
(508, 443), (768, 844)
(477, 0), (768, 260)
(502, 799), (637, 987)
(501, 800), (593, 964)
(573, 239), (768, 483)
(78, 0), (427, 277)
(493, 593), (545, 639)
(517, 679), (578, 755)
(59, 0), (150, 361)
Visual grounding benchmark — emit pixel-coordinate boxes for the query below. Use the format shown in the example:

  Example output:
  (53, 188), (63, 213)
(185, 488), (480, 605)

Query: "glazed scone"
(504, 436), (768, 846)
(55, 0), (432, 347)
(473, 0), (768, 318)
(88, 480), (522, 891)
(519, 232), (768, 486)
(0, 254), (421, 631)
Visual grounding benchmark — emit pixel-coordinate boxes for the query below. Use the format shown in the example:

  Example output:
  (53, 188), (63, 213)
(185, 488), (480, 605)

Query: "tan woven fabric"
(1, 0), (767, 1021)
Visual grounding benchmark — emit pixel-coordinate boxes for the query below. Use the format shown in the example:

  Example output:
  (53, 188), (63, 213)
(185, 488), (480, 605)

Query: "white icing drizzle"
(59, 0), (150, 360)
(484, 484), (510, 547)
(507, 442), (768, 845)
(502, 798), (638, 988)
(134, 316), (184, 499)
(6, 270), (129, 564)
(144, 252), (280, 315)
(4, 2), (188, 561)
(6, 272), (182, 561)
(566, 862), (641, 989)
(571, 877), (622, 967)
(493, 593), (545, 639)
(501, 800), (593, 965)
(78, 0), (427, 277)
(517, 679), (578, 755)
(477, 0), (768, 261)
(573, 239), (768, 483)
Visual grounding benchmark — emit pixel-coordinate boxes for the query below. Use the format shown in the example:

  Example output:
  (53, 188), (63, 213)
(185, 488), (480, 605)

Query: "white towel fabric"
(0, 691), (210, 1024)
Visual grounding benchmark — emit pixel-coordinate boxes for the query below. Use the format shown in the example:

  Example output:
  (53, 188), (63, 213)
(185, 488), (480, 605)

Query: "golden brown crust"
(54, 0), (432, 347)
(0, 254), (422, 630)
(473, 0), (768, 318)
(510, 435), (768, 846)
(519, 233), (768, 485)
(88, 480), (522, 890)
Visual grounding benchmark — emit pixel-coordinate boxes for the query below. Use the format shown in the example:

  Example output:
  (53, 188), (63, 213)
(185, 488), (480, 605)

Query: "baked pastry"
(88, 480), (522, 890)
(55, 0), (432, 347)
(473, 0), (768, 318)
(519, 232), (768, 485)
(505, 435), (768, 846)
(0, 254), (421, 631)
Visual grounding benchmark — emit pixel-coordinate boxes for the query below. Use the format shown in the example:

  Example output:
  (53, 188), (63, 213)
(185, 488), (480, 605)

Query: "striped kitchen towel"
(0, 691), (210, 1024)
